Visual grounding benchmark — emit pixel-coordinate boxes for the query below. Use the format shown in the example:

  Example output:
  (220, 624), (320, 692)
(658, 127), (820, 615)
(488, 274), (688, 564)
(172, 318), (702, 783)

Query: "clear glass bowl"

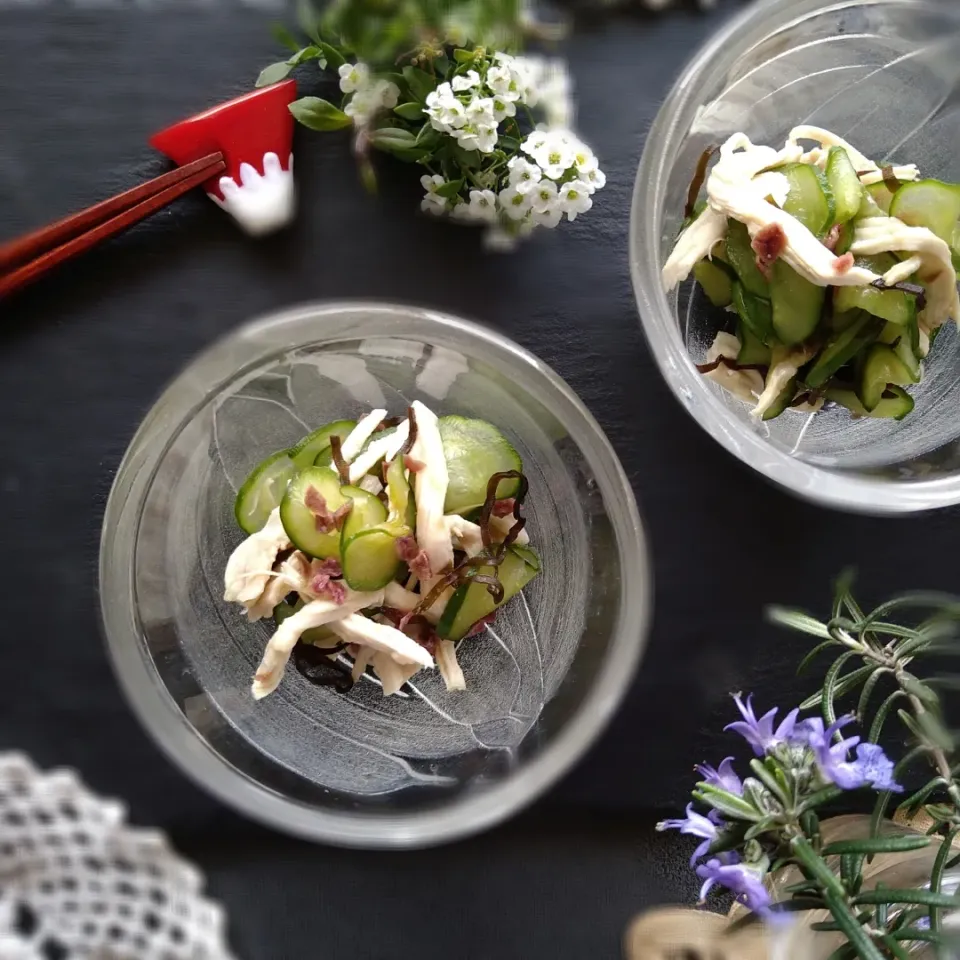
(99, 302), (649, 848)
(632, 0), (960, 513)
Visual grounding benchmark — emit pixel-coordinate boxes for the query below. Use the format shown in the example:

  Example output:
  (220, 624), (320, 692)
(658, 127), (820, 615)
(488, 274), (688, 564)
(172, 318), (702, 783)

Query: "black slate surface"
(2, 2), (958, 956)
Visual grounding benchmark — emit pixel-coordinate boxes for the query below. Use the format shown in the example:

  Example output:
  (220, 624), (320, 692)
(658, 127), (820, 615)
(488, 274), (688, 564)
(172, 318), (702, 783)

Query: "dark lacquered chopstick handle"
(0, 153), (225, 299)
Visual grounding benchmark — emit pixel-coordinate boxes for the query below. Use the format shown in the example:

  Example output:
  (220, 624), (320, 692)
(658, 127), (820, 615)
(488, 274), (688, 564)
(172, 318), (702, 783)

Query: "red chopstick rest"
(150, 80), (298, 236)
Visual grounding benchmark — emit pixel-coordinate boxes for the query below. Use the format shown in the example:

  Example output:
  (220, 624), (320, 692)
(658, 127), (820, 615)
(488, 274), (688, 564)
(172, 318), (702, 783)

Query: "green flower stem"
(792, 837), (886, 960)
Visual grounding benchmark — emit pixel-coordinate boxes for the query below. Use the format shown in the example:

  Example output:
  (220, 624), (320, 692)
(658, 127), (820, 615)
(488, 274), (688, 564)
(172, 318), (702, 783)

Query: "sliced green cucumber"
(725, 220), (770, 298)
(694, 259), (734, 308)
(234, 451), (298, 535)
(857, 189), (885, 220)
(761, 377), (797, 422)
(825, 147), (865, 225)
(889, 179), (960, 247)
(858, 343), (916, 411)
(384, 455), (416, 532)
(436, 546), (541, 642)
(438, 417), (523, 514)
(280, 466), (348, 558)
(736, 320), (772, 366)
(771, 261), (826, 345)
(865, 180), (895, 214)
(826, 385), (914, 421)
(289, 419), (356, 471)
(733, 282), (774, 345)
(835, 221), (855, 256)
(510, 544), (541, 572)
(341, 528), (401, 591)
(804, 311), (880, 389)
(833, 254), (917, 326)
(878, 317), (921, 383)
(340, 485), (388, 541)
(781, 162), (834, 234)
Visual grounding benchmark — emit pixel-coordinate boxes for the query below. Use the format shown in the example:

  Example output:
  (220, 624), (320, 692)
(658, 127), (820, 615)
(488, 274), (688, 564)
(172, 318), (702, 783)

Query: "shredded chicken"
(223, 509), (291, 608)
(345, 419), (410, 483)
(752, 344), (817, 419)
(339, 409), (388, 462)
(445, 513), (530, 558)
(383, 581), (420, 613)
(327, 614), (434, 668)
(245, 552), (311, 622)
(252, 590), (384, 699)
(370, 652), (422, 696)
(408, 400), (454, 587)
(661, 205), (728, 293)
(851, 217), (960, 333)
(436, 639), (466, 692)
(351, 646), (374, 683)
(701, 332), (765, 405)
(357, 474), (383, 496)
(787, 126), (920, 187)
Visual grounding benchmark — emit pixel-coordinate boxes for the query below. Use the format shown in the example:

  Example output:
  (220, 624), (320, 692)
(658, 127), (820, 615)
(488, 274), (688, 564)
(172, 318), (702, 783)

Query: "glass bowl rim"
(98, 300), (651, 848)
(630, 0), (960, 515)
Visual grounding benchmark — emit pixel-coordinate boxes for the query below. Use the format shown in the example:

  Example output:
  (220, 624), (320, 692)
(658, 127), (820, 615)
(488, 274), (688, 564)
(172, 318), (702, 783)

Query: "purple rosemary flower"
(656, 803), (719, 866)
(725, 694), (800, 757)
(696, 757), (743, 796)
(800, 717), (903, 793)
(696, 856), (772, 917)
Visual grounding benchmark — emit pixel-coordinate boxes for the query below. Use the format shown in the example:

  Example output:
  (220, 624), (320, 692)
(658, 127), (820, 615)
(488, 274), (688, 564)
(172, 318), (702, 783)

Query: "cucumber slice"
(858, 344), (915, 411)
(761, 378), (797, 422)
(438, 417), (523, 514)
(825, 148), (865, 225)
(878, 317), (922, 383)
(725, 220), (770, 298)
(234, 451), (298, 535)
(694, 259), (734, 308)
(339, 485), (388, 541)
(833, 254), (917, 326)
(826, 385), (914, 421)
(384, 455), (416, 531)
(279, 466), (348, 558)
(865, 180), (895, 214)
(889, 179), (960, 247)
(289, 420), (356, 471)
(804, 311), (880, 389)
(834, 221), (855, 256)
(510, 544), (541, 572)
(771, 261), (826, 345)
(436, 546), (541, 642)
(736, 320), (772, 367)
(781, 162), (834, 234)
(341, 529), (402, 591)
(732, 282), (774, 345)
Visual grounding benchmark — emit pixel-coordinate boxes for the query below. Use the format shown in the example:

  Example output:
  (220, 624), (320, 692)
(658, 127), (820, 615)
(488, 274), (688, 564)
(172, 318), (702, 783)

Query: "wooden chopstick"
(0, 152), (225, 299)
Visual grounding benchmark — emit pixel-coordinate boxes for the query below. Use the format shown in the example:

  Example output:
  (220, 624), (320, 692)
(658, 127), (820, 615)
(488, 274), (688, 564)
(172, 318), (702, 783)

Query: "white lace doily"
(0, 753), (236, 960)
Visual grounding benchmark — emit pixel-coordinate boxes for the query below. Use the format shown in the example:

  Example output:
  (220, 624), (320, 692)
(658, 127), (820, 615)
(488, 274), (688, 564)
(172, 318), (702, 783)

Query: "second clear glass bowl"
(632, 0), (960, 513)
(99, 302), (649, 848)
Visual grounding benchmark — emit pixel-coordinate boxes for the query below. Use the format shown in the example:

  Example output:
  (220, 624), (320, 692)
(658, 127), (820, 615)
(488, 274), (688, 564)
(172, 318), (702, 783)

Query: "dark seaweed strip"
(685, 146), (718, 221)
(329, 435), (350, 485)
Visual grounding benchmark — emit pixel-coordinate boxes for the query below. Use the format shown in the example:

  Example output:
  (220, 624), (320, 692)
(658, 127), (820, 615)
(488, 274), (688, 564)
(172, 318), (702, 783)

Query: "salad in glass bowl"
(224, 401), (540, 700)
(663, 126), (960, 424)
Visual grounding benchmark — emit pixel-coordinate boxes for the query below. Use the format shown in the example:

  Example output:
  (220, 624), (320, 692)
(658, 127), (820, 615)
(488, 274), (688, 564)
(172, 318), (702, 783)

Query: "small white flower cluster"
(338, 62), (400, 127)
(421, 128), (606, 249)
(424, 52), (572, 156)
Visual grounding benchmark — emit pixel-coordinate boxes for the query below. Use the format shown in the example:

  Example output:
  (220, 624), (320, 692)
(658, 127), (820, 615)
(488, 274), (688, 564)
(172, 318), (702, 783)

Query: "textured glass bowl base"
(633, 0), (960, 511)
(100, 303), (649, 848)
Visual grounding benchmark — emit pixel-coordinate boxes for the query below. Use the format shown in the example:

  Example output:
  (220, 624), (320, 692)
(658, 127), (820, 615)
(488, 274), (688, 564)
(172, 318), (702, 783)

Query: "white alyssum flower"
(535, 59), (573, 128)
(455, 121), (498, 154)
(524, 130), (576, 180)
(486, 60), (524, 103)
(451, 70), (481, 92)
(339, 61), (370, 94)
(425, 82), (466, 132)
(498, 184), (533, 221)
(464, 189), (498, 223)
(507, 157), (541, 192)
(583, 166), (607, 193)
(465, 97), (497, 127)
(420, 174), (449, 216)
(344, 75), (400, 126)
(490, 95), (517, 123)
(529, 179), (561, 228)
(558, 179), (593, 221)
